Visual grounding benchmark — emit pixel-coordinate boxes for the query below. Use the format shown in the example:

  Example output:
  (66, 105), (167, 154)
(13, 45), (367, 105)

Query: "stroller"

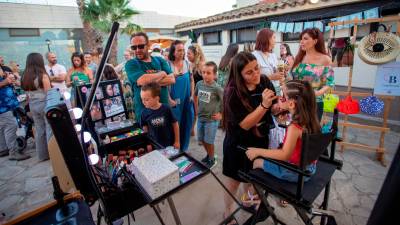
(13, 104), (34, 151)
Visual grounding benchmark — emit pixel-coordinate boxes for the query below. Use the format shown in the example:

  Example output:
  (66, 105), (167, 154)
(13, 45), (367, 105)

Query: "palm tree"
(76, 0), (103, 52)
(82, 0), (141, 65)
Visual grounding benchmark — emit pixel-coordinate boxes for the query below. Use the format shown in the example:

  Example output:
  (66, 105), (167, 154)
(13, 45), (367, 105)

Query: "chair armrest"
(319, 155), (343, 169)
(236, 146), (312, 177)
(261, 158), (313, 177)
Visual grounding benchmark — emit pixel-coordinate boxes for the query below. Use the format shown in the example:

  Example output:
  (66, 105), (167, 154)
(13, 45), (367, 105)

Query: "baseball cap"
(151, 43), (161, 51)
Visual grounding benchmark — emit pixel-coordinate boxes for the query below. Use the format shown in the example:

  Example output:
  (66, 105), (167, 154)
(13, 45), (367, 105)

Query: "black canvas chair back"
(302, 107), (340, 166)
(300, 132), (333, 168)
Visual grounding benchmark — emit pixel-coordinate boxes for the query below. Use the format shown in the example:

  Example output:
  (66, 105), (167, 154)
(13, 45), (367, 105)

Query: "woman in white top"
(252, 28), (285, 95)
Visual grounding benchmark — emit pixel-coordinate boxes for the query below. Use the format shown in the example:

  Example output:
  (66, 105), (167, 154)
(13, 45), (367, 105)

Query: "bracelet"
(260, 102), (269, 109)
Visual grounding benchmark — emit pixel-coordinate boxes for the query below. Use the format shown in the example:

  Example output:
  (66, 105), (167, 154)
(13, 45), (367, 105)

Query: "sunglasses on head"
(131, 44), (146, 50)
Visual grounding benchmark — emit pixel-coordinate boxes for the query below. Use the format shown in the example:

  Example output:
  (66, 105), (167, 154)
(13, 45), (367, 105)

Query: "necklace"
(173, 60), (184, 74)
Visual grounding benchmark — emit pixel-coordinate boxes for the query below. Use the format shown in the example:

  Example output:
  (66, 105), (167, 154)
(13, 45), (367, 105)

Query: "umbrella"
(149, 35), (188, 49)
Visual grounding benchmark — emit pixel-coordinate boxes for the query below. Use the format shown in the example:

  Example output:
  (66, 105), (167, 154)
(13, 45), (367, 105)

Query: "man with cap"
(151, 43), (163, 57)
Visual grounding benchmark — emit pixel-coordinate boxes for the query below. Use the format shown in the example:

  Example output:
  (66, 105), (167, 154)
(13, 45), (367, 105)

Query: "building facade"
(0, 2), (195, 69)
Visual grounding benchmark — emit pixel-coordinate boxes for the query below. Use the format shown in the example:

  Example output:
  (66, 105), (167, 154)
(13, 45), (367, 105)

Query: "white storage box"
(132, 150), (179, 199)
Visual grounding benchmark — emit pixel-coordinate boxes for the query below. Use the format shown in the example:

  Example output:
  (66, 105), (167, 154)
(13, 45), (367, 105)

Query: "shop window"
(9, 28), (40, 37)
(282, 32), (301, 42)
(203, 31), (221, 45)
(230, 27), (257, 43)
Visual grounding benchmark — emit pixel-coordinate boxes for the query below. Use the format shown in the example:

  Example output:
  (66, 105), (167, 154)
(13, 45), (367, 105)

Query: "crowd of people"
(0, 27), (334, 224)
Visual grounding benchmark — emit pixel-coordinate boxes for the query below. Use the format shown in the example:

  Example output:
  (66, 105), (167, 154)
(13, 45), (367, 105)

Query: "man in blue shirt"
(125, 32), (175, 121)
(0, 67), (30, 160)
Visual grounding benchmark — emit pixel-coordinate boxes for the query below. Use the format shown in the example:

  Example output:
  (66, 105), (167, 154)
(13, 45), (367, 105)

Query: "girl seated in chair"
(246, 80), (321, 182)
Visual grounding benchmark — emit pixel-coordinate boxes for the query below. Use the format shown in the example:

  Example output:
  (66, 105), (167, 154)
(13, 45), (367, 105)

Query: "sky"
(3, 0), (237, 18)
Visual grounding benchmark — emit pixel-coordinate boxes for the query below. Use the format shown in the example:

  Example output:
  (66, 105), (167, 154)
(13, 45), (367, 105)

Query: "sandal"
(277, 199), (288, 207)
(241, 191), (261, 213)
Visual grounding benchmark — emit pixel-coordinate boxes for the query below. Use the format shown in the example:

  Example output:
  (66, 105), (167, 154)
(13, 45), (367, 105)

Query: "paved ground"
(1, 124), (399, 225)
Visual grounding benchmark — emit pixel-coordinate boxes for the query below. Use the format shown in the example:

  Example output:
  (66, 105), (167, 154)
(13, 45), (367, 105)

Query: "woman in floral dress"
(291, 28), (334, 121)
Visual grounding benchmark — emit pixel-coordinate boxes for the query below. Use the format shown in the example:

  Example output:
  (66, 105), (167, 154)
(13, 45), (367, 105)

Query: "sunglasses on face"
(131, 44), (146, 50)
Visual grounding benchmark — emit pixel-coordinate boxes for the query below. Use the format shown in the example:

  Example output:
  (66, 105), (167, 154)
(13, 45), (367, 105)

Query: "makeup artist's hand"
(261, 88), (277, 109)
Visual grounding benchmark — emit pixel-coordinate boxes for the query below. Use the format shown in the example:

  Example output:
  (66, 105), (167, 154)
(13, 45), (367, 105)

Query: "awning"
(149, 35), (188, 49)
(177, 0), (400, 36)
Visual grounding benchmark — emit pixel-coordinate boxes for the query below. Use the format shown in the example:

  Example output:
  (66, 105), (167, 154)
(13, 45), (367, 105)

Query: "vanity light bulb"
(75, 124), (82, 132)
(83, 131), (92, 143)
(89, 154), (100, 165)
(71, 108), (83, 119)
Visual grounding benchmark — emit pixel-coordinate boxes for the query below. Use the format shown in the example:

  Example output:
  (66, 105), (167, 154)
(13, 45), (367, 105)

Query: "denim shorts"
(197, 119), (219, 144)
(263, 160), (317, 182)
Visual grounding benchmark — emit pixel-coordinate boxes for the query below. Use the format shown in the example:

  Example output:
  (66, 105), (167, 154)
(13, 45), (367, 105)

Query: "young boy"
(140, 82), (180, 149)
(194, 61), (223, 168)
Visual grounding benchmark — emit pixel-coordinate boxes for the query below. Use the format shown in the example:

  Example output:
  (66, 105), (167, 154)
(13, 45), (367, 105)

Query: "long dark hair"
(168, 40), (184, 62)
(285, 80), (320, 133)
(255, 28), (274, 53)
(293, 28), (327, 69)
(223, 52), (257, 130)
(71, 52), (85, 69)
(219, 43), (239, 70)
(103, 64), (118, 80)
(21, 53), (47, 91)
(280, 43), (293, 57)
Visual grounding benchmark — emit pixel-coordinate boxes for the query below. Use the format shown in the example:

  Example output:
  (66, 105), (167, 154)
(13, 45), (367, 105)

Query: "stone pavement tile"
(352, 215), (369, 225)
(341, 151), (374, 167)
(350, 204), (373, 218)
(0, 195), (25, 219)
(24, 177), (51, 193)
(333, 211), (354, 225)
(0, 165), (25, 180)
(0, 181), (24, 197)
(352, 174), (384, 195)
(341, 160), (361, 175)
(332, 178), (361, 210)
(18, 160), (53, 179)
(359, 195), (376, 208)
(332, 168), (350, 180)
(355, 162), (387, 179)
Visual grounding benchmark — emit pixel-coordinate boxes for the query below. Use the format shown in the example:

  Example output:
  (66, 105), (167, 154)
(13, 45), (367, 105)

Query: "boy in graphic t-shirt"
(140, 82), (180, 149)
(194, 61), (223, 168)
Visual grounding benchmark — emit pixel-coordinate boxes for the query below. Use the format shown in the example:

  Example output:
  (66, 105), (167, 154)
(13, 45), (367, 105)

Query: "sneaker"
(206, 157), (217, 169)
(201, 155), (209, 163)
(0, 150), (9, 157)
(9, 152), (31, 161)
